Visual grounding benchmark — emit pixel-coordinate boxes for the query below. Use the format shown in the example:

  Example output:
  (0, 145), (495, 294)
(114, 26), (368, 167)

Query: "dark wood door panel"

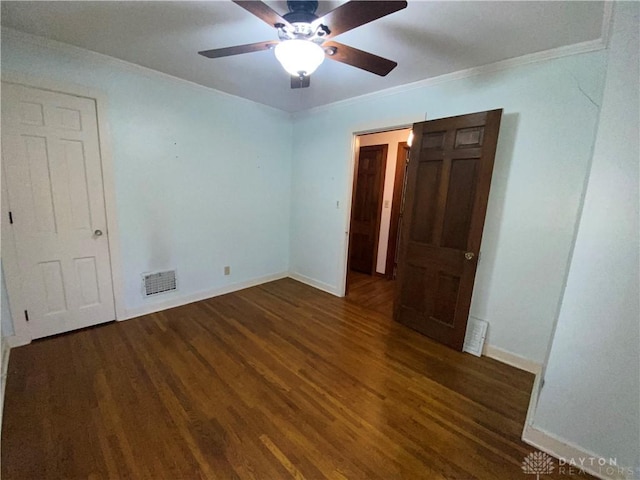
(350, 233), (373, 273)
(410, 160), (442, 243)
(406, 244), (465, 270)
(395, 109), (502, 350)
(349, 144), (387, 275)
(385, 142), (409, 279)
(399, 265), (464, 340)
(441, 157), (479, 250)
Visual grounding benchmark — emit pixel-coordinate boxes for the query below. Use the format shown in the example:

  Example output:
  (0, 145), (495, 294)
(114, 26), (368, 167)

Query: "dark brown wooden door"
(349, 144), (388, 275)
(394, 110), (502, 350)
(386, 142), (410, 279)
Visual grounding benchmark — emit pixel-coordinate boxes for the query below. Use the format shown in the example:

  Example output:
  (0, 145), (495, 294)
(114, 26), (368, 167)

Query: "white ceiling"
(1, 1), (606, 112)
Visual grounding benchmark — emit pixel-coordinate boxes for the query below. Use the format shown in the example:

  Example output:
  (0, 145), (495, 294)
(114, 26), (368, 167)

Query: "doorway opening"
(345, 127), (412, 317)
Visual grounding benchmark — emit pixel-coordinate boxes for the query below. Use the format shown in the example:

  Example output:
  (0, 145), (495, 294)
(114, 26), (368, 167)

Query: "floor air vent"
(463, 317), (488, 357)
(143, 270), (177, 296)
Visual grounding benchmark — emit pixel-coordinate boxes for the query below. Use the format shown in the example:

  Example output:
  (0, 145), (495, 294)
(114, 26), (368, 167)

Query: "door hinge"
(24, 310), (29, 322)
(8, 211), (13, 224)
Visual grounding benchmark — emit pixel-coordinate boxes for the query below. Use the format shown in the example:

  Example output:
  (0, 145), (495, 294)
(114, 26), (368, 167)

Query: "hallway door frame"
(340, 123), (413, 297)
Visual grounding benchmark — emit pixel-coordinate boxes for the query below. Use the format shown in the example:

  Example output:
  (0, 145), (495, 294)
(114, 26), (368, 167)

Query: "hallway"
(346, 271), (395, 318)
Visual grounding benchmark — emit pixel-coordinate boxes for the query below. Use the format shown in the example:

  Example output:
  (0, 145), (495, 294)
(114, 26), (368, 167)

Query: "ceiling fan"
(198, 0), (408, 89)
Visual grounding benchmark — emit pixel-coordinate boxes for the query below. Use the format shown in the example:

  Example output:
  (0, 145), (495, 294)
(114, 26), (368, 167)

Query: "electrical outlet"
(224, 266), (230, 276)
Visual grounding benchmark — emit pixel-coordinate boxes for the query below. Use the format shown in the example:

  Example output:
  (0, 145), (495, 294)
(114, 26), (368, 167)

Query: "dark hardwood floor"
(346, 270), (395, 317)
(2, 278), (579, 479)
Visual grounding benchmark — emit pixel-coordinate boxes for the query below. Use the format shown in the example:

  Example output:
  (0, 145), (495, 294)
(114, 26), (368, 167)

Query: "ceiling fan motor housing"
(286, 1), (318, 15)
(282, 0), (320, 33)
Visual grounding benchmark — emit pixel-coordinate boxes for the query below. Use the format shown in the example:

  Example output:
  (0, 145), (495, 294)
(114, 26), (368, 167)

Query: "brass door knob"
(464, 252), (475, 260)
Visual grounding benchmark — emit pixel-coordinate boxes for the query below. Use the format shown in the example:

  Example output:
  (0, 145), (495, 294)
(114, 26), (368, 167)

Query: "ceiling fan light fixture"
(274, 39), (325, 77)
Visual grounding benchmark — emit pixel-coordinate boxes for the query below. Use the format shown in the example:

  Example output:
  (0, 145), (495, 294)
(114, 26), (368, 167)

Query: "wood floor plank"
(2, 278), (592, 479)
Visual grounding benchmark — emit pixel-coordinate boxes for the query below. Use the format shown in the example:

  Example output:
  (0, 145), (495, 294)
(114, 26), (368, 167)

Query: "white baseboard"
(121, 271), (289, 320)
(522, 424), (636, 480)
(287, 272), (341, 297)
(483, 344), (542, 374)
(523, 372), (543, 427)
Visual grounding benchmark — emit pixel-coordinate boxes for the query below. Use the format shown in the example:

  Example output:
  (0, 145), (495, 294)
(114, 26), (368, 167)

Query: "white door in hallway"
(2, 83), (115, 339)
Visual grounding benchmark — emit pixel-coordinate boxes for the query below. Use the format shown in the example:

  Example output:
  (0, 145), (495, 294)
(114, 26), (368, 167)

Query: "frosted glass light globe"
(275, 39), (325, 77)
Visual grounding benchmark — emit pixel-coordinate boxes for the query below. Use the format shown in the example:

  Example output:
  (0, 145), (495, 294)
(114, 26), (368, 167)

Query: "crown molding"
(2, 0), (612, 119)
(297, 36), (608, 117)
(0, 27), (291, 119)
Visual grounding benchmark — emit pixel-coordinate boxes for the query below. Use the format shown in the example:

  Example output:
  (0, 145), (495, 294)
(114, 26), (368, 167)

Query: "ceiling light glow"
(275, 40), (325, 77)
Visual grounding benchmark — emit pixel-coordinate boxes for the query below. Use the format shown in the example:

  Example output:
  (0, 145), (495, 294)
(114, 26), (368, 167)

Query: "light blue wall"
(0, 29), (610, 367)
(532, 3), (639, 469)
(1, 31), (292, 316)
(289, 51), (607, 364)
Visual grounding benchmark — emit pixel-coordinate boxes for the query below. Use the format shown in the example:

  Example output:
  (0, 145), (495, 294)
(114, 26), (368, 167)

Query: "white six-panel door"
(2, 83), (115, 339)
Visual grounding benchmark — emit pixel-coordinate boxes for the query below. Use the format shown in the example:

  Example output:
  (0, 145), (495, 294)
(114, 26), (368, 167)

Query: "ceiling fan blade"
(323, 41), (397, 76)
(291, 75), (311, 89)
(316, 1), (407, 39)
(198, 41), (279, 59)
(232, 1), (292, 29)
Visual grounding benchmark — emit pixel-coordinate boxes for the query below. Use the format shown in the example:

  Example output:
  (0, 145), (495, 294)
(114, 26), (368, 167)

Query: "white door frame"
(1, 72), (125, 346)
(339, 123), (415, 297)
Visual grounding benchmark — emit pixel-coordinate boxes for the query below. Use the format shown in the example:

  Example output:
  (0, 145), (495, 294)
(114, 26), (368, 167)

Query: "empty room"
(0, 1), (638, 479)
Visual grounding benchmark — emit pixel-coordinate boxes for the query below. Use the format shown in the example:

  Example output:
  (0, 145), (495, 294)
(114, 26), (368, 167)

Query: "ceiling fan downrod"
(277, 0), (328, 42)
